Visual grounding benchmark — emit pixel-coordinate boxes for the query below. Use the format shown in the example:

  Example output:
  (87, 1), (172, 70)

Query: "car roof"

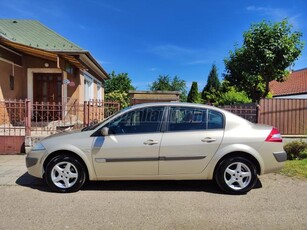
(129, 102), (214, 109)
(127, 102), (226, 113)
(125, 102), (251, 124)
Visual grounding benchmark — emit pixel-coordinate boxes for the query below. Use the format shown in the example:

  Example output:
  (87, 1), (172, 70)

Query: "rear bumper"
(273, 151), (287, 162)
(258, 142), (287, 174)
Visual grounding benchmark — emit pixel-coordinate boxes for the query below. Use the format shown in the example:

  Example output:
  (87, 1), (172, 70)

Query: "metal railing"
(0, 99), (26, 136)
(0, 99), (120, 137)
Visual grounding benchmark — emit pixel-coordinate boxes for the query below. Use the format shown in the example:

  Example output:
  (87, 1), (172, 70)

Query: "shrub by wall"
(284, 141), (307, 160)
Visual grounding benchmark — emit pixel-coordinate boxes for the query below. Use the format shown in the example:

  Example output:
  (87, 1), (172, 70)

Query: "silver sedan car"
(26, 103), (286, 194)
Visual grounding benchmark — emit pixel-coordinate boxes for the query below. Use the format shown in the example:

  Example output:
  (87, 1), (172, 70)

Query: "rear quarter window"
(208, 110), (224, 129)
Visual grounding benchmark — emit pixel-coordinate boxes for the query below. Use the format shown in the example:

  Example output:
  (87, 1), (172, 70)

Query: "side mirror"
(101, 127), (109, 136)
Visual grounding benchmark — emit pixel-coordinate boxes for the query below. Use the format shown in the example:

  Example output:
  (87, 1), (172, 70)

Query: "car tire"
(45, 155), (86, 193)
(215, 156), (258, 195)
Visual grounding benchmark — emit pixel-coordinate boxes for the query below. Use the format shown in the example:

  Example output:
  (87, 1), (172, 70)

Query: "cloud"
(0, 0), (65, 19)
(1, 0), (36, 17)
(246, 6), (288, 18)
(148, 44), (196, 60)
(246, 5), (302, 28)
(148, 67), (158, 72)
(185, 59), (212, 66)
(79, 24), (87, 30)
(97, 60), (111, 65)
(146, 43), (226, 69)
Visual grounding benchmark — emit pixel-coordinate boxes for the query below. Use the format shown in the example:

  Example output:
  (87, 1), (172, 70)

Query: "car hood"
(42, 129), (83, 141)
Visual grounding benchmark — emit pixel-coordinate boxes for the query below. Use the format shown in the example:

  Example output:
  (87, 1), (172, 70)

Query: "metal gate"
(0, 100), (26, 154)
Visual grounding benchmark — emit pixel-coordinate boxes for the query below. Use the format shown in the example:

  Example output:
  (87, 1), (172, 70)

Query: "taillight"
(265, 128), (282, 142)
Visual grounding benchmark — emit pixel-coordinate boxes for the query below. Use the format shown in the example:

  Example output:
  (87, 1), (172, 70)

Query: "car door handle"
(143, 139), (159, 145)
(201, 137), (217, 143)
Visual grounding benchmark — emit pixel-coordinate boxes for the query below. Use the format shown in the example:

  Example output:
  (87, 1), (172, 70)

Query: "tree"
(105, 90), (130, 108)
(201, 64), (221, 104)
(104, 71), (135, 108)
(149, 75), (187, 101)
(105, 71), (135, 94)
(219, 81), (251, 105)
(224, 19), (304, 102)
(187, 82), (200, 103)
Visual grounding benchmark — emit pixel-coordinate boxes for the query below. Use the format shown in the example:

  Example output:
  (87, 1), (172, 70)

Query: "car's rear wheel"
(215, 156), (258, 195)
(45, 155), (86, 193)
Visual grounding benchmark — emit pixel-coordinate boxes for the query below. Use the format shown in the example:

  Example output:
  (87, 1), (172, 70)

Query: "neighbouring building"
(0, 19), (108, 105)
(0, 19), (112, 154)
(129, 90), (181, 105)
(270, 68), (307, 99)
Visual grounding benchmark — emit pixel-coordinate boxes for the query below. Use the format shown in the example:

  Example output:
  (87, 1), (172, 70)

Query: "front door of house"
(33, 73), (62, 103)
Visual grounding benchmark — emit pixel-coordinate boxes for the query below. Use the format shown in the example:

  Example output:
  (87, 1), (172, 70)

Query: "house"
(0, 19), (108, 105)
(129, 90), (180, 105)
(270, 68), (307, 98)
(0, 19), (112, 154)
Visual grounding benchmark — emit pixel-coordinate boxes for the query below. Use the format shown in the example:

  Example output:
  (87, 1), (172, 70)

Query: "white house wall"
(274, 94), (307, 99)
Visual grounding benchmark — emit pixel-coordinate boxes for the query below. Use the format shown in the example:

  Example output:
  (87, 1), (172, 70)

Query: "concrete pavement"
(0, 154), (43, 186)
(0, 155), (306, 230)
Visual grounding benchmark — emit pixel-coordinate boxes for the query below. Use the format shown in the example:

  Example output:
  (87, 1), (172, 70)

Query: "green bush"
(284, 141), (307, 160)
(299, 151), (307, 159)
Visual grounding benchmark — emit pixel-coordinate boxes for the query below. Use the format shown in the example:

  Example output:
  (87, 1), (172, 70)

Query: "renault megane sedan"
(26, 103), (286, 194)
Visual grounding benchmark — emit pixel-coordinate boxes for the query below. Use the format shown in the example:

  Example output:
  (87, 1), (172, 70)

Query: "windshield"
(81, 106), (132, 131)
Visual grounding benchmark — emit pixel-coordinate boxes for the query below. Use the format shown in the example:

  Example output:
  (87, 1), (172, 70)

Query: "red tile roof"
(269, 69), (307, 96)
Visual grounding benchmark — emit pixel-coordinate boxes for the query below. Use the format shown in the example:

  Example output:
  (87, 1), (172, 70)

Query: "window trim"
(91, 105), (225, 137)
(207, 109), (225, 130)
(97, 83), (102, 101)
(84, 74), (94, 101)
(94, 106), (167, 136)
(165, 106), (225, 132)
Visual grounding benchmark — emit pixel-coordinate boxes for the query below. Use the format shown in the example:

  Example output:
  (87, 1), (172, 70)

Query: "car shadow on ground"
(15, 172), (49, 192)
(15, 172), (263, 195)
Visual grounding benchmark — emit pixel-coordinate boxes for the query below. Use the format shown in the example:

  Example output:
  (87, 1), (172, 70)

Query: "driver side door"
(92, 106), (165, 178)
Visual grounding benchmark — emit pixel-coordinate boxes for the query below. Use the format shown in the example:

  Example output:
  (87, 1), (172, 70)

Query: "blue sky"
(0, 0), (306, 90)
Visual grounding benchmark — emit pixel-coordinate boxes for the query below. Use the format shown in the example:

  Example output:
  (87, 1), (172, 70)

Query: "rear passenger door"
(159, 106), (224, 175)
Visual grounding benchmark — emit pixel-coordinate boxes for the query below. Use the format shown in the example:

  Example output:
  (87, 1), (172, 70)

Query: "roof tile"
(270, 69), (307, 96)
(0, 19), (83, 52)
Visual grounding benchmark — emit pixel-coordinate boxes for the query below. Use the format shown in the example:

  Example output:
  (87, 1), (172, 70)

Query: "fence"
(0, 99), (120, 154)
(0, 100), (26, 153)
(258, 99), (307, 135)
(220, 103), (258, 123)
(1, 98), (307, 154)
(30, 100), (120, 136)
(0, 99), (26, 136)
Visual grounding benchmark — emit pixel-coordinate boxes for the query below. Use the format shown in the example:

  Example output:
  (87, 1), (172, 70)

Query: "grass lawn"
(278, 159), (307, 178)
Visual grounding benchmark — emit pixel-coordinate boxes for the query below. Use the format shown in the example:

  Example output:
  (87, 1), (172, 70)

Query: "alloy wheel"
(51, 161), (79, 189)
(224, 162), (252, 190)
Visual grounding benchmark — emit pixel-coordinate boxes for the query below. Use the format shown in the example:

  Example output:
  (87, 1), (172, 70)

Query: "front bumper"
(25, 150), (46, 178)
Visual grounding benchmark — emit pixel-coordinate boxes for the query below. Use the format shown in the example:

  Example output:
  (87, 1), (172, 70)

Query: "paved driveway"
(0, 155), (306, 230)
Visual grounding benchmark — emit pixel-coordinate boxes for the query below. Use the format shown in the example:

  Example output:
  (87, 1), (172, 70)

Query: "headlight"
(31, 142), (46, 151)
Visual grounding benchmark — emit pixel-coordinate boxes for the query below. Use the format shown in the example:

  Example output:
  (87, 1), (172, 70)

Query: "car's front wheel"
(215, 156), (258, 195)
(45, 155), (86, 193)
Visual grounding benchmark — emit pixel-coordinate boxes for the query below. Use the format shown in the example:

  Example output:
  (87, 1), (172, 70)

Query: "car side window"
(208, 110), (224, 129)
(107, 106), (164, 135)
(168, 107), (207, 131)
(168, 107), (224, 132)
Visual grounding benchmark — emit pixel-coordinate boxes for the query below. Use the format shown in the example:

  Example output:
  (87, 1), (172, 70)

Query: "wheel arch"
(43, 150), (93, 180)
(206, 143), (265, 179)
(213, 151), (261, 177)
